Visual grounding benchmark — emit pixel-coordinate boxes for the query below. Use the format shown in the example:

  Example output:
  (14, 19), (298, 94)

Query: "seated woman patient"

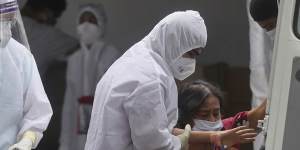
(176, 80), (267, 150)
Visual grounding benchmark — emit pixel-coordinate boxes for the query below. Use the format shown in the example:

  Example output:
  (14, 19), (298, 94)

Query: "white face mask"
(77, 22), (103, 46)
(266, 28), (276, 44)
(192, 119), (223, 131)
(0, 21), (12, 48)
(171, 57), (196, 81)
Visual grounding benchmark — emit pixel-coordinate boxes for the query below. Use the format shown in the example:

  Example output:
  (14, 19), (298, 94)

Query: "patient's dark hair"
(176, 80), (224, 129)
(250, 0), (278, 22)
(26, 0), (66, 18)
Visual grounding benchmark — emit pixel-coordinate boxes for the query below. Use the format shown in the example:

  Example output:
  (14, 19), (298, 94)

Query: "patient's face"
(194, 95), (221, 122)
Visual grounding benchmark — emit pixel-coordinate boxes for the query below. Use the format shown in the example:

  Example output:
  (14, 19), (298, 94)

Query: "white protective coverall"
(247, 0), (273, 108)
(84, 10), (207, 150)
(247, 0), (274, 149)
(59, 4), (121, 150)
(0, 38), (53, 149)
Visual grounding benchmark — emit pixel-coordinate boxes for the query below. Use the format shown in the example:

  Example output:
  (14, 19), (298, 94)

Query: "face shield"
(0, 0), (30, 49)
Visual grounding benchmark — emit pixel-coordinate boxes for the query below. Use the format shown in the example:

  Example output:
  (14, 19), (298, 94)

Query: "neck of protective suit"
(193, 119), (223, 131)
(80, 40), (105, 53)
(77, 4), (106, 46)
(266, 28), (276, 46)
(141, 10), (207, 80)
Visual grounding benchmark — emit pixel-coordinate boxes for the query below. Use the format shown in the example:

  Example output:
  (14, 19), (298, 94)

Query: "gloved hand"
(8, 131), (37, 150)
(177, 124), (191, 150)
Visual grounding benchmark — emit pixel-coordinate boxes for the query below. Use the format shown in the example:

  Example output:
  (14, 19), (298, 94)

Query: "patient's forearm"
(189, 130), (214, 143)
(247, 99), (267, 128)
(173, 128), (213, 143)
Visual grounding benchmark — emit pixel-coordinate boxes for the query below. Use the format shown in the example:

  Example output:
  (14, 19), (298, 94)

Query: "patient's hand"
(247, 98), (267, 129)
(218, 126), (256, 147)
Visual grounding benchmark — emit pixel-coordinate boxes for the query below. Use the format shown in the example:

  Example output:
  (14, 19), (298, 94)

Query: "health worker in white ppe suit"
(59, 3), (121, 150)
(248, 0), (278, 108)
(85, 10), (207, 150)
(0, 0), (53, 150)
(248, 0), (278, 149)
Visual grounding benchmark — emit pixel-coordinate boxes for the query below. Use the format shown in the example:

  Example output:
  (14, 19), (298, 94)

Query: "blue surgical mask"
(193, 119), (223, 131)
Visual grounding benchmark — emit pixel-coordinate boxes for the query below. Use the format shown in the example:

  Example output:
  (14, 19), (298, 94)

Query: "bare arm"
(173, 126), (256, 147)
(247, 98), (267, 129)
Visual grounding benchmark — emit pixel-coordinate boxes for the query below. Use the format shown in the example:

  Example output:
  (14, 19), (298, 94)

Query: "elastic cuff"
(23, 130), (43, 148)
(23, 131), (37, 145)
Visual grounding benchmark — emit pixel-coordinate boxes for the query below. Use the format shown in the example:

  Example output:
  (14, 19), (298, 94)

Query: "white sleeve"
(124, 80), (181, 150)
(19, 54), (53, 148)
(248, 10), (269, 107)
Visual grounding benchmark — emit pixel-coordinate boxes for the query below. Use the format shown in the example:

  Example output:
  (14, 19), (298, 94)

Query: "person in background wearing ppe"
(249, 0), (278, 149)
(20, 0), (78, 76)
(176, 80), (266, 150)
(246, 0), (270, 109)
(249, 0), (278, 107)
(250, 0), (278, 41)
(0, 0), (53, 149)
(85, 10), (256, 150)
(59, 3), (121, 150)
